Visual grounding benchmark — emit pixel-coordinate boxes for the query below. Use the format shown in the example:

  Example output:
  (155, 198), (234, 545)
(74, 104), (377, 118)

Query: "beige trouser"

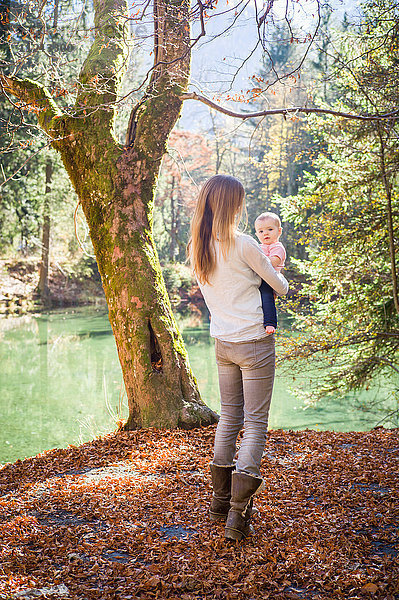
(213, 335), (275, 476)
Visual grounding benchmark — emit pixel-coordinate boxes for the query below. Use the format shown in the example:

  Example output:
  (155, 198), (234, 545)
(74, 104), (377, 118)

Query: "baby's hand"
(270, 256), (281, 269)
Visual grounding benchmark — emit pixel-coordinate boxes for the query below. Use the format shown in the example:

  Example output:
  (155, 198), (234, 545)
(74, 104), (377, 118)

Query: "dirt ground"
(0, 426), (398, 600)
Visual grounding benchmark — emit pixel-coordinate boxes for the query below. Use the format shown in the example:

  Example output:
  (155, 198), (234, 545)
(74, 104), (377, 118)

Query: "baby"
(254, 212), (286, 334)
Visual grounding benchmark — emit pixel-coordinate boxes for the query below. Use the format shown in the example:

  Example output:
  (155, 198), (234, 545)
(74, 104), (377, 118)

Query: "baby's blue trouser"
(260, 280), (278, 328)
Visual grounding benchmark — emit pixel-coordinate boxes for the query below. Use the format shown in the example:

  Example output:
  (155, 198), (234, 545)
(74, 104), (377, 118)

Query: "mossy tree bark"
(1, 0), (217, 428)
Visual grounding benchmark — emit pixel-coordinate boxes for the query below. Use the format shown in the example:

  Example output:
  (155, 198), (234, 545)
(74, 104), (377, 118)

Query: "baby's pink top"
(260, 241), (286, 272)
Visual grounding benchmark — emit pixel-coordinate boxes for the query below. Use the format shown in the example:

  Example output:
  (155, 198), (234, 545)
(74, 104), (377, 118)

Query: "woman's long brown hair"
(188, 174), (245, 284)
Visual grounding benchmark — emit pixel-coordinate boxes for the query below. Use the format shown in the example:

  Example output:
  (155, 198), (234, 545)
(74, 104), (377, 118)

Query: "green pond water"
(1, 307), (397, 465)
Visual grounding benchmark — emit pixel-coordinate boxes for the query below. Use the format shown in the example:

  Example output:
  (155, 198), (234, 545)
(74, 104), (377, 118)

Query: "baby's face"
(255, 218), (282, 245)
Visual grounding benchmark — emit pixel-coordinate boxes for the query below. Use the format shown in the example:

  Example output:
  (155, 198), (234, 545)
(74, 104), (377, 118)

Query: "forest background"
(1, 0), (398, 418)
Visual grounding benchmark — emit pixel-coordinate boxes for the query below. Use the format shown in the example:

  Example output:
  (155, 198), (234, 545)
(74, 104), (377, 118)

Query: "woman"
(188, 174), (289, 541)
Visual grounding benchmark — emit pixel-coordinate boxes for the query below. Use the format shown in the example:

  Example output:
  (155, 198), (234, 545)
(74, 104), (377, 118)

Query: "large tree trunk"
(61, 0), (217, 428)
(1, 0), (217, 429)
(70, 151), (213, 428)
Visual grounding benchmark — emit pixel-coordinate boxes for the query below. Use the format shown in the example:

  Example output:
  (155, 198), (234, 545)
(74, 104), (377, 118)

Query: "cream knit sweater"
(197, 233), (289, 342)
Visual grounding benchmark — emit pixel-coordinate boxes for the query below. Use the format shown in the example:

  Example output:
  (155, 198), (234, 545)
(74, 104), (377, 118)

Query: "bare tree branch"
(0, 137), (57, 188)
(0, 74), (64, 136)
(180, 91), (399, 122)
(256, 0), (275, 31)
(278, 331), (399, 363)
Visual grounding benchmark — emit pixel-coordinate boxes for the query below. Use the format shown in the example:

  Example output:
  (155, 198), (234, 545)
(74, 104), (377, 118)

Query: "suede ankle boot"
(224, 471), (263, 541)
(209, 463), (235, 522)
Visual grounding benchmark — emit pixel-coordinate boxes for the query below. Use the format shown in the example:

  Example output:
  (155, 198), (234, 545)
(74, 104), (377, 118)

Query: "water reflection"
(0, 308), (397, 465)
(0, 310), (123, 465)
(183, 325), (398, 433)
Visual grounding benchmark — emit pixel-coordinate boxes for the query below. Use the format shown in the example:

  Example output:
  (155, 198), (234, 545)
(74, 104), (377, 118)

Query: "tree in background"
(278, 0), (399, 402)
(0, 0), (94, 300)
(154, 129), (214, 264)
(37, 157), (52, 303)
(242, 24), (319, 259)
(152, 129), (214, 318)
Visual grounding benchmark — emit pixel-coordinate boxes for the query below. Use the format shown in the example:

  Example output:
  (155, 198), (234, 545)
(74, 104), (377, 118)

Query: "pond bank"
(0, 257), (105, 316)
(1, 426), (398, 600)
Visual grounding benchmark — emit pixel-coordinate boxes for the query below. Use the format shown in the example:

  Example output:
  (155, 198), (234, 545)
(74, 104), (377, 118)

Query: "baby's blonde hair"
(255, 211), (281, 228)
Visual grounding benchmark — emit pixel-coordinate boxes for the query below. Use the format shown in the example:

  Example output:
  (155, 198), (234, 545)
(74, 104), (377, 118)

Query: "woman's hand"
(241, 237), (289, 296)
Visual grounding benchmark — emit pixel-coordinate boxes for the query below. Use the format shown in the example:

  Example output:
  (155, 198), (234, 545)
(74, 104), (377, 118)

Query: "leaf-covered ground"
(0, 427), (398, 600)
